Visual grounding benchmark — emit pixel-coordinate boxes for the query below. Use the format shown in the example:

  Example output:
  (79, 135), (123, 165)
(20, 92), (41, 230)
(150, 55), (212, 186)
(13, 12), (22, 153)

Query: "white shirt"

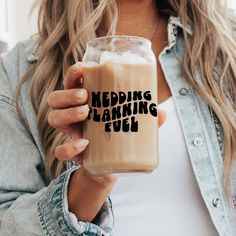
(110, 96), (218, 236)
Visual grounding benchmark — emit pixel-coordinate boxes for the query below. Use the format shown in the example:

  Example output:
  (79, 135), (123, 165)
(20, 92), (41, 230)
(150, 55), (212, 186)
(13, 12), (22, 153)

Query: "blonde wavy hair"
(15, 0), (236, 197)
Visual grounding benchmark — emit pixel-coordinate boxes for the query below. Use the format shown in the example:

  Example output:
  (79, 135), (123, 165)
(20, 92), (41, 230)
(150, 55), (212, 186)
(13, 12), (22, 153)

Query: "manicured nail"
(76, 90), (85, 100)
(77, 104), (89, 114)
(75, 139), (89, 151)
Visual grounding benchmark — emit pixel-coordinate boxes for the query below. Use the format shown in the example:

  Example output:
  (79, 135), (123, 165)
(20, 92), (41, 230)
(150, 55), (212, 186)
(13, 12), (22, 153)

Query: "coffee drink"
(82, 36), (158, 174)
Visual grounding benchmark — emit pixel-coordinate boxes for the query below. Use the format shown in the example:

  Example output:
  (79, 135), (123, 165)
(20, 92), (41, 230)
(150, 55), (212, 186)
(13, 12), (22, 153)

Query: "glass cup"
(82, 36), (158, 175)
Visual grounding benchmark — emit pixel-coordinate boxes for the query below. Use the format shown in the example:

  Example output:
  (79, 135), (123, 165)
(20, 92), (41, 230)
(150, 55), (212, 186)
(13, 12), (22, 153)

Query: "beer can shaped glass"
(82, 36), (158, 175)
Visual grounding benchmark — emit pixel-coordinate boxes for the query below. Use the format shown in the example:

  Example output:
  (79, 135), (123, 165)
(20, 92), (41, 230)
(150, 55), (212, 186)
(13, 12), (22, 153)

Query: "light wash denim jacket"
(0, 16), (236, 236)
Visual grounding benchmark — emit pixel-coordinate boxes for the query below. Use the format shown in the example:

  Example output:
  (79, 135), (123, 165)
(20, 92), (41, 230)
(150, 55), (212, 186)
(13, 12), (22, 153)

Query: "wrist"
(68, 167), (116, 222)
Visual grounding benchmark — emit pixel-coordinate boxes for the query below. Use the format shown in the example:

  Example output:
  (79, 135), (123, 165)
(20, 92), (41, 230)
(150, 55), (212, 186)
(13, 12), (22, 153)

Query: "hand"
(47, 62), (167, 221)
(47, 63), (116, 221)
(47, 63), (90, 164)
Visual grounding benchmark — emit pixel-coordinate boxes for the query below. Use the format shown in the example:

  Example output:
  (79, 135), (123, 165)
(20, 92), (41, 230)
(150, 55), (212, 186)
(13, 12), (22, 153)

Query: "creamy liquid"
(82, 61), (158, 174)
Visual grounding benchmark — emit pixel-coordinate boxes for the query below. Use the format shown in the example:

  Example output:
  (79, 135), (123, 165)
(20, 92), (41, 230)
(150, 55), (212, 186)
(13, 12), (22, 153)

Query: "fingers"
(47, 88), (88, 109)
(158, 109), (166, 128)
(48, 105), (90, 129)
(63, 63), (83, 90)
(55, 139), (89, 161)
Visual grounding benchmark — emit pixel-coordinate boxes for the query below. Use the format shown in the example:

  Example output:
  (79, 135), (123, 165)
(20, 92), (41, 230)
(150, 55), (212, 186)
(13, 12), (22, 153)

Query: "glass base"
(84, 165), (157, 177)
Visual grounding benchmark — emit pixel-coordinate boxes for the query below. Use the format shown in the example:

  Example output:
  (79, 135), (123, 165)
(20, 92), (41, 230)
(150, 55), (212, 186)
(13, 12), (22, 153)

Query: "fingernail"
(74, 139), (89, 151)
(77, 104), (89, 114)
(72, 63), (81, 72)
(76, 90), (85, 100)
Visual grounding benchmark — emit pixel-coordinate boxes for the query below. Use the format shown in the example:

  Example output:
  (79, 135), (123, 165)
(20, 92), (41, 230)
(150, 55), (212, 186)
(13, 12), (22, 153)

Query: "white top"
(110, 97), (218, 236)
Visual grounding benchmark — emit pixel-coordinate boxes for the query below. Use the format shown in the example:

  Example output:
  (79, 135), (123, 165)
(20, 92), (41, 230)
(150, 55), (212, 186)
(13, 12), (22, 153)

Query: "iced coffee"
(82, 36), (158, 174)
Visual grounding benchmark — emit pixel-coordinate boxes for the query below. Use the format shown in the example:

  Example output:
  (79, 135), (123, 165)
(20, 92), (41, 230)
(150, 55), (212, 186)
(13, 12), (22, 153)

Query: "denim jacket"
(0, 16), (236, 235)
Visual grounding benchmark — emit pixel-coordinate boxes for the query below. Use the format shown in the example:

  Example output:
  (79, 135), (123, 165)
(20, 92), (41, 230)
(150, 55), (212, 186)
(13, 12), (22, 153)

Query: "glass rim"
(86, 35), (152, 48)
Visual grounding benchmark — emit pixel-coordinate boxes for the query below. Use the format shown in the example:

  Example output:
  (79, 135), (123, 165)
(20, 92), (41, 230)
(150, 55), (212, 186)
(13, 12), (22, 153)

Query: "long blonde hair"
(15, 0), (236, 196)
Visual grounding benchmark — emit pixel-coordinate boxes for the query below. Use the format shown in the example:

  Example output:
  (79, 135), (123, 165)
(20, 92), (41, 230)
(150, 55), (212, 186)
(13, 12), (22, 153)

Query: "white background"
(3, 0), (236, 50)
(7, 0), (37, 49)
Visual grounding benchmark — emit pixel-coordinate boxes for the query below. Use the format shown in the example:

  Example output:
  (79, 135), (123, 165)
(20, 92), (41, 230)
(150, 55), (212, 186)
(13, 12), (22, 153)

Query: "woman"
(0, 0), (236, 235)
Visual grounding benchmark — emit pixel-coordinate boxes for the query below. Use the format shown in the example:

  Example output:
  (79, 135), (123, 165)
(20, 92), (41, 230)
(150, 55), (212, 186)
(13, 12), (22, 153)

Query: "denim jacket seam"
(38, 168), (79, 235)
(208, 107), (224, 157)
(37, 192), (61, 236)
(0, 94), (16, 109)
(37, 199), (51, 236)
